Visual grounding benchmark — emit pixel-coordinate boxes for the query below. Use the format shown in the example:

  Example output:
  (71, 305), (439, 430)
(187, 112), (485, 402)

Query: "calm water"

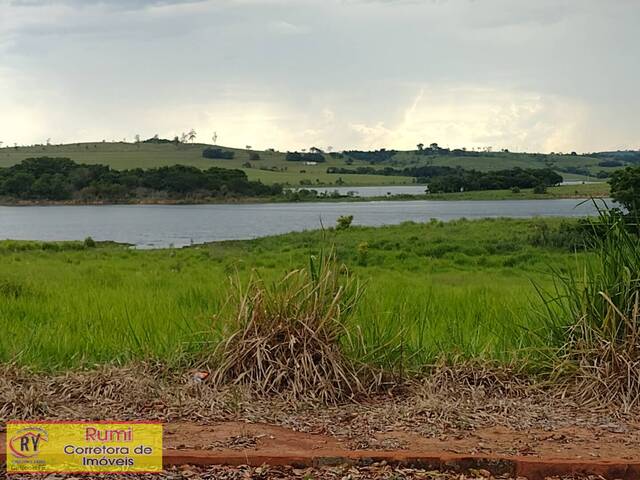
(292, 182), (605, 197)
(291, 185), (428, 197)
(0, 199), (602, 249)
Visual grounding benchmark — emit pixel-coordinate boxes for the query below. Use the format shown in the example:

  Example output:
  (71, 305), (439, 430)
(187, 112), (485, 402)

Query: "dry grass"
(560, 291), (640, 411)
(537, 207), (640, 411)
(5, 463), (603, 480)
(208, 252), (381, 404)
(2, 361), (637, 471)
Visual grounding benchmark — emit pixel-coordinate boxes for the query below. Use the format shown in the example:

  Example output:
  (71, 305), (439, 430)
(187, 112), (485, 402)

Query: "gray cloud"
(1, 0), (639, 152)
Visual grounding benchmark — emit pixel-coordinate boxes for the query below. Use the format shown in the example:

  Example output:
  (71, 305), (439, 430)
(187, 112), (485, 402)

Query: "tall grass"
(0, 218), (579, 370)
(537, 207), (640, 409)
(209, 252), (375, 403)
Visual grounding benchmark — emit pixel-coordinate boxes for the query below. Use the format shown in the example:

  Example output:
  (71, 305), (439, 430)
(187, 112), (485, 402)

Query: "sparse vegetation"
(1, 141), (631, 187)
(536, 207), (640, 410)
(209, 252), (376, 403)
(0, 217), (595, 371)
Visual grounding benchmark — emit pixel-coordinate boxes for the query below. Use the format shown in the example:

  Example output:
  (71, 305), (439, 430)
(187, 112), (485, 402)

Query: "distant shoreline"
(0, 190), (609, 207)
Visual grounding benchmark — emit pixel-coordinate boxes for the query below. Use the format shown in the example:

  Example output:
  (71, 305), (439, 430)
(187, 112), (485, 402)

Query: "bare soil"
(1, 464), (609, 480)
(1, 364), (639, 479)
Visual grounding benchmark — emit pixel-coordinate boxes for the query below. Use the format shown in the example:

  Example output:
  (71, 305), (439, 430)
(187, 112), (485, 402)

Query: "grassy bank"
(0, 180), (609, 206)
(416, 182), (610, 200)
(0, 142), (625, 187)
(0, 218), (585, 370)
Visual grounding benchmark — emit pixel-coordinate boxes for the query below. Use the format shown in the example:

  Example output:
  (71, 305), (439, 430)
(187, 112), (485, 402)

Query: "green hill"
(1, 141), (635, 187)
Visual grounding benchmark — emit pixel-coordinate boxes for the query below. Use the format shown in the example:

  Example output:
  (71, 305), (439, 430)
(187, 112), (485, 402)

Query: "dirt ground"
(1, 464), (612, 480)
(2, 466), (624, 480)
(1, 364), (639, 479)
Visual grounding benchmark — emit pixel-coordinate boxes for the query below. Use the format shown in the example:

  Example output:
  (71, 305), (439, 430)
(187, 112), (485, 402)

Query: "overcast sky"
(0, 0), (638, 152)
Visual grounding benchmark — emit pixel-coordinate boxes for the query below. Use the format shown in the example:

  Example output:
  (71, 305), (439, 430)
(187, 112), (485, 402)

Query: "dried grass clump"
(424, 357), (535, 398)
(539, 206), (640, 411)
(209, 253), (375, 404)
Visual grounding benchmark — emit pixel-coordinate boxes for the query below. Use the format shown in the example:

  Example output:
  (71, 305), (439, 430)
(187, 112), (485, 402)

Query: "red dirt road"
(2, 421), (640, 479)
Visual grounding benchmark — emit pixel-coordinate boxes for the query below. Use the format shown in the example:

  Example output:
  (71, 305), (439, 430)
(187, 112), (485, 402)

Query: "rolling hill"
(0, 141), (635, 187)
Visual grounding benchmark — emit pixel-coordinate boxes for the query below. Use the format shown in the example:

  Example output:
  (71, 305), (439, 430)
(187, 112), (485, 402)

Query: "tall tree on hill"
(610, 166), (640, 217)
(188, 129), (197, 143)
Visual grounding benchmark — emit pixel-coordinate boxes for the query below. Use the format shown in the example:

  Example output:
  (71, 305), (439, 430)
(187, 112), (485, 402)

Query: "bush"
(0, 278), (28, 299)
(528, 220), (593, 250)
(285, 152), (325, 163)
(536, 207), (640, 409)
(336, 215), (353, 230)
(533, 184), (547, 194)
(511, 186), (521, 193)
(356, 242), (369, 266)
(598, 160), (623, 167)
(84, 236), (96, 248)
(202, 148), (235, 160)
(209, 252), (374, 403)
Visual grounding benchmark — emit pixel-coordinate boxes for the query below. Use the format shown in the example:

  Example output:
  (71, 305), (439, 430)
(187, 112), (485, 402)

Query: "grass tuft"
(537, 206), (640, 410)
(209, 251), (379, 404)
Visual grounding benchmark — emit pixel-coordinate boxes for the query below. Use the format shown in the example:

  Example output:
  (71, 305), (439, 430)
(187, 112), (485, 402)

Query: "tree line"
(327, 165), (562, 192)
(0, 157), (281, 201)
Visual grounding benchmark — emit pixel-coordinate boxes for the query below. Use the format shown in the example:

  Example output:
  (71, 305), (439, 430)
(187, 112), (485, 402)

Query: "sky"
(0, 0), (638, 153)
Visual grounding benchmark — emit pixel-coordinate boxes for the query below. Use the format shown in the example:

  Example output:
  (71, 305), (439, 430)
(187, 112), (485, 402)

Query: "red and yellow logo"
(6, 421), (162, 474)
(9, 427), (48, 458)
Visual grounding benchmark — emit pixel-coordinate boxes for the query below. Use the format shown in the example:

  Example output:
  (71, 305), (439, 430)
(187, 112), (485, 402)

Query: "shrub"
(336, 215), (353, 230)
(511, 186), (521, 193)
(209, 252), (375, 403)
(84, 236), (96, 248)
(285, 152), (325, 163)
(528, 220), (594, 250)
(202, 148), (235, 160)
(356, 242), (369, 266)
(533, 184), (547, 194)
(536, 207), (640, 410)
(0, 278), (27, 299)
(598, 160), (623, 167)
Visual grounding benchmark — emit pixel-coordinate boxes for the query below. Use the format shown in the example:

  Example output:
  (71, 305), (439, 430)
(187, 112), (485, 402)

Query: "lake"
(290, 182), (605, 197)
(0, 199), (602, 249)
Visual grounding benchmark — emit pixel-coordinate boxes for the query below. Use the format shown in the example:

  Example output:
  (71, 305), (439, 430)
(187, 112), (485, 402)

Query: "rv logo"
(9, 427), (49, 459)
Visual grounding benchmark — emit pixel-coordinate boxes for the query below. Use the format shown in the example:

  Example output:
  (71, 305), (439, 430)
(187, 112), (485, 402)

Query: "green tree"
(610, 166), (640, 215)
(1, 172), (34, 197)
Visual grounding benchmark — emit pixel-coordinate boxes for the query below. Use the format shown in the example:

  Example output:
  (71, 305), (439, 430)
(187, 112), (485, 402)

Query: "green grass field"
(0, 218), (584, 370)
(420, 182), (610, 200)
(0, 143), (414, 187)
(0, 142), (623, 187)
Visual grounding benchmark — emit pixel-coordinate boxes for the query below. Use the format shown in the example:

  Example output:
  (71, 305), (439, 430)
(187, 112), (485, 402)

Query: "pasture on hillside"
(0, 142), (625, 187)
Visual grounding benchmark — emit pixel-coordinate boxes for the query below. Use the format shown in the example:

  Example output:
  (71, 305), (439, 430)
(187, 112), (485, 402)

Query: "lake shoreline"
(0, 198), (605, 248)
(0, 190), (609, 207)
